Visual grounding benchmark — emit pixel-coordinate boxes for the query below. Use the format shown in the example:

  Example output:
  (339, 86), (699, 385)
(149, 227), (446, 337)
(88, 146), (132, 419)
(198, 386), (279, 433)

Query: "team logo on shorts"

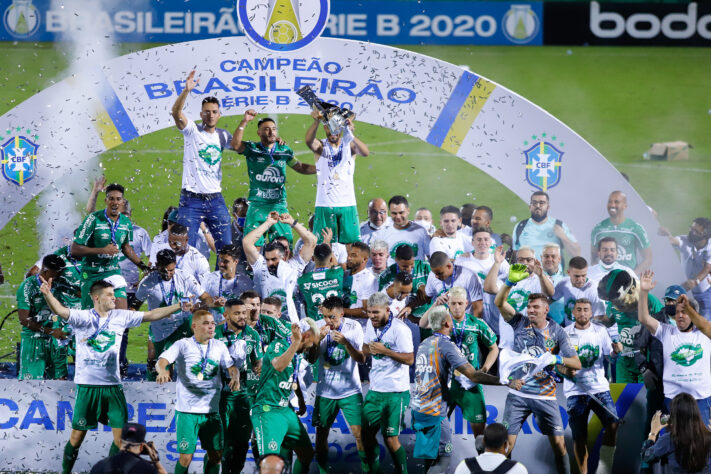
(1, 131), (39, 186)
(269, 440), (278, 451)
(179, 440), (189, 450)
(444, 442), (453, 453)
(3, 0), (40, 39)
(237, 0), (330, 52)
(523, 134), (565, 192)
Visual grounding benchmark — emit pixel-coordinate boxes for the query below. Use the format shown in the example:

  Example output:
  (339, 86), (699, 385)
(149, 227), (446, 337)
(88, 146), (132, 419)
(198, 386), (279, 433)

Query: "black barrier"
(544, 1), (711, 46)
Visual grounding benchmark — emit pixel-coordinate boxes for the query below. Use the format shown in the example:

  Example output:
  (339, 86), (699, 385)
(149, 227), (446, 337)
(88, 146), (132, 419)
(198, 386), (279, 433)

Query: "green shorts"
(313, 206), (360, 244)
(244, 202), (292, 247)
(80, 271), (127, 309)
(147, 319), (193, 381)
(72, 384), (128, 430)
(18, 333), (67, 380)
(616, 355), (643, 383)
(313, 393), (364, 428)
(250, 405), (312, 455)
(220, 391), (253, 446)
(450, 380), (486, 424)
(176, 411), (224, 454)
(362, 390), (410, 437)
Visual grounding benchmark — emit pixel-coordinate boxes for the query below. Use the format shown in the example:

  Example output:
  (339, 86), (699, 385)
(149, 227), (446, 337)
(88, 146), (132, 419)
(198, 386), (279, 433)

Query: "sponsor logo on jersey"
(523, 134), (565, 192)
(1, 132), (39, 186)
(670, 344), (703, 367)
(255, 165), (286, 184)
(302, 278), (340, 290)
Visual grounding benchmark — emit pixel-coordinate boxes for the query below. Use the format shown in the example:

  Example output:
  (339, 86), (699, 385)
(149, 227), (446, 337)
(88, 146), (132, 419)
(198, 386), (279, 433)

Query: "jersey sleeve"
(507, 313), (526, 330)
(186, 274), (206, 300)
(600, 327), (613, 356)
(16, 281), (31, 310)
(476, 319), (497, 347)
(250, 335), (263, 365)
(195, 254), (211, 282)
(591, 294), (606, 317)
(429, 238), (445, 257)
(140, 229), (153, 257)
(363, 321), (375, 344)
(425, 274), (438, 298)
(466, 272), (483, 302)
(135, 275), (151, 303)
(442, 338), (469, 370)
(395, 322), (414, 353)
(221, 342), (236, 369)
(632, 221), (651, 249)
(421, 231), (431, 258)
(122, 310), (145, 329)
(159, 338), (183, 364)
(179, 119), (198, 137)
(552, 280), (565, 301)
(351, 323), (364, 350)
(653, 321), (670, 341)
(556, 326), (577, 358)
(68, 309), (91, 330)
(221, 129), (234, 151)
(282, 146), (296, 166)
(73, 213), (96, 246)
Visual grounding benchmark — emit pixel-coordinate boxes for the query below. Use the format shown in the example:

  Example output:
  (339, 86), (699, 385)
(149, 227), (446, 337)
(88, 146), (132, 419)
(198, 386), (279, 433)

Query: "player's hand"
(213, 297), (226, 308)
(185, 70), (199, 92)
(346, 118), (354, 131)
(397, 306), (412, 320)
(101, 243), (120, 255)
(434, 293), (449, 306)
(290, 323), (303, 345)
(613, 342), (623, 354)
(92, 175), (106, 194)
(278, 213), (294, 226)
(640, 270), (656, 292)
(532, 259), (543, 277)
(265, 211), (280, 226)
(49, 328), (69, 340)
(276, 136), (286, 146)
(507, 378), (524, 391)
(254, 361), (262, 376)
(137, 261), (151, 273)
(508, 264), (529, 284)
(536, 352), (561, 367)
(682, 278), (697, 291)
(493, 245), (505, 264)
(320, 227), (333, 244)
(229, 377), (240, 392)
(244, 109), (257, 122)
(311, 109), (323, 121)
(319, 325), (330, 338)
(156, 371), (171, 384)
(368, 342), (387, 355)
(39, 276), (52, 295)
(332, 331), (346, 345)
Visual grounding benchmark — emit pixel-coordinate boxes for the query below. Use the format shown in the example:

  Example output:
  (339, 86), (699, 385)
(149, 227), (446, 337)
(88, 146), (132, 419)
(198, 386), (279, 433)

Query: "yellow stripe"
(93, 103), (123, 150)
(440, 78), (496, 154)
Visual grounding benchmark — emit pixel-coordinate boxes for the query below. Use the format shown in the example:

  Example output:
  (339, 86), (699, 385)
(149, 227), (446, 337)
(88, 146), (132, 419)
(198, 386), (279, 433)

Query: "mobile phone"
(660, 414), (670, 425)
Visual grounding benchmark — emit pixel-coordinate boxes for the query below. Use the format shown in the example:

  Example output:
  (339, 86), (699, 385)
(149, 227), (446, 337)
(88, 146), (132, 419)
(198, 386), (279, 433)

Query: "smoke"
(37, 0), (120, 256)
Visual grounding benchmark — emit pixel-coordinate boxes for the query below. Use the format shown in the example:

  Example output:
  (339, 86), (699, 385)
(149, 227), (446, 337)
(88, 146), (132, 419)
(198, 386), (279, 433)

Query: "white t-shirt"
(180, 119), (232, 194)
(201, 270), (255, 322)
(587, 261), (631, 282)
(454, 453), (528, 474)
(429, 236), (466, 259)
(553, 277), (606, 326)
(315, 318), (363, 399)
(160, 337), (234, 413)
(676, 235), (711, 294)
(135, 269), (204, 342)
(364, 317), (413, 392)
(373, 222), (431, 265)
(252, 255), (302, 323)
(315, 129), (356, 207)
(425, 265), (484, 304)
(149, 243), (210, 284)
(349, 268), (378, 309)
(654, 323), (711, 400)
(69, 309), (144, 385)
(563, 323), (612, 397)
(499, 274), (551, 316)
(359, 220), (391, 246)
(118, 225), (152, 292)
(456, 254), (509, 339)
(153, 229), (212, 261)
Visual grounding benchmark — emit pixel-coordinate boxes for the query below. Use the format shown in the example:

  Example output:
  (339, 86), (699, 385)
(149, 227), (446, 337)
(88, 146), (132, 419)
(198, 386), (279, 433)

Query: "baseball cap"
(664, 285), (686, 301)
(168, 209), (179, 223)
(121, 422), (147, 444)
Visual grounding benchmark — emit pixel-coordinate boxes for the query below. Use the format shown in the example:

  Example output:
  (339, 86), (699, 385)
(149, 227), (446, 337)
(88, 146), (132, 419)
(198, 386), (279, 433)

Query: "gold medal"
(197, 372), (204, 381)
(453, 370), (461, 377)
(291, 382), (298, 390)
(52, 315), (58, 322)
(81, 338), (88, 344)
(323, 363), (331, 369)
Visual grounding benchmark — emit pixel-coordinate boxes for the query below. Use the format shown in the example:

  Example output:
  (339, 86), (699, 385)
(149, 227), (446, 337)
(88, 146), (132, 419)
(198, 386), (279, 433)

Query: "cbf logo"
(3, 0), (40, 39)
(1, 131), (39, 186)
(237, 0), (330, 52)
(523, 134), (565, 192)
(502, 4), (540, 44)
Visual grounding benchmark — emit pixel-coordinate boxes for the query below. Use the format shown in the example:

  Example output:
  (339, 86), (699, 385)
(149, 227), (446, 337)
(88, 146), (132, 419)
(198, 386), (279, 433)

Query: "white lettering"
(46, 11), (65, 32)
(475, 16), (496, 37)
(377, 14), (400, 36)
(194, 12), (216, 34)
(591, 1), (710, 40)
(347, 14), (367, 36)
(114, 11), (135, 33)
(164, 12), (183, 34)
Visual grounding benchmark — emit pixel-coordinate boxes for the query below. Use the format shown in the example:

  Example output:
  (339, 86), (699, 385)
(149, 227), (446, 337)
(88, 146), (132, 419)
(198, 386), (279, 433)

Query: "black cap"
(121, 422), (146, 444)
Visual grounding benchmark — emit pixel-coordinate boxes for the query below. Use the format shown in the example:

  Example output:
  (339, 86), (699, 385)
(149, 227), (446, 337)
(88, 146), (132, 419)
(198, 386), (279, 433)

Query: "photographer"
(90, 423), (166, 474)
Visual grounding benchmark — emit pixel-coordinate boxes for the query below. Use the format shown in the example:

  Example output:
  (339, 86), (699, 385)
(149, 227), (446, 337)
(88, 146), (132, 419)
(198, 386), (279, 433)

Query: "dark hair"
(394, 272), (413, 286)
(475, 205), (494, 221)
(439, 205), (460, 217)
(692, 217), (711, 238)
(388, 195), (409, 208)
(429, 251), (450, 269)
(483, 423), (509, 450)
(90, 280), (114, 295)
(240, 290), (260, 300)
(232, 197), (248, 213)
(257, 117), (276, 127)
(460, 203), (476, 215)
(568, 256), (588, 270)
(105, 183), (125, 195)
(162, 206), (178, 232)
(218, 244), (240, 260)
(225, 298), (245, 309)
(574, 298), (592, 308)
(351, 241), (370, 256)
(597, 236), (617, 251)
(42, 254), (66, 273)
(531, 190), (549, 202)
(156, 249), (177, 268)
(471, 226), (492, 237)
(275, 236), (291, 250)
(527, 293), (549, 305)
(262, 296), (282, 307)
(322, 295), (344, 310)
(201, 96), (219, 106)
(670, 393), (711, 472)
(170, 223), (188, 236)
(394, 244), (414, 261)
(264, 241), (286, 256)
(313, 243), (332, 263)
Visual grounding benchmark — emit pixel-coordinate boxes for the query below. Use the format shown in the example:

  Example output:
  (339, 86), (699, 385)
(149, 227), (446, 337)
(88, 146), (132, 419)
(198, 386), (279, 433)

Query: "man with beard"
(373, 195), (431, 265)
(379, 244), (431, 320)
(361, 198), (392, 245)
(201, 244), (254, 323)
(591, 191), (652, 274)
(305, 109), (369, 244)
(343, 241), (378, 323)
(588, 237), (630, 282)
(552, 257), (606, 327)
(298, 243), (345, 320)
(149, 223), (210, 284)
(460, 206), (502, 247)
(240, 291), (291, 349)
(429, 206), (467, 259)
(512, 191), (580, 259)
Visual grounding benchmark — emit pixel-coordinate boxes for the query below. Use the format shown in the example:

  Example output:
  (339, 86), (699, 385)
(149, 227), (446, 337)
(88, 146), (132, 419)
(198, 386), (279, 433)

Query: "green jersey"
(253, 339), (300, 408)
(608, 294), (664, 351)
(215, 323), (263, 396)
(297, 267), (345, 320)
(451, 313), (497, 369)
(253, 314), (291, 350)
(242, 141), (295, 204)
(379, 260), (431, 315)
(53, 245), (83, 309)
(74, 210), (133, 275)
(591, 218), (650, 270)
(16, 276), (53, 337)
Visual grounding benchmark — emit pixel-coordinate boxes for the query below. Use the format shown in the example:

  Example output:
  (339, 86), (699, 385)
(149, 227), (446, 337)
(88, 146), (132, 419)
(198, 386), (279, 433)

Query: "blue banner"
(0, 0), (543, 45)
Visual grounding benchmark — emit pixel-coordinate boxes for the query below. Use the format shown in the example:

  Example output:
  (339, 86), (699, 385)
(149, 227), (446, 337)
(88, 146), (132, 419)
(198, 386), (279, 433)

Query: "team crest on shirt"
(544, 338), (555, 350)
(523, 134), (564, 192)
(87, 331), (116, 353)
(190, 358), (220, 379)
(671, 344), (703, 367)
(577, 344), (600, 369)
(198, 145), (222, 165)
(465, 335), (475, 344)
(372, 342), (391, 360)
(1, 132), (39, 186)
(507, 289), (529, 312)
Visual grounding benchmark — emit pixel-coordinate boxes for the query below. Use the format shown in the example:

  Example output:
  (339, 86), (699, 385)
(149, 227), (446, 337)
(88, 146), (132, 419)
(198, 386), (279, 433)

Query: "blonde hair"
(448, 286), (467, 301)
(429, 305), (451, 331)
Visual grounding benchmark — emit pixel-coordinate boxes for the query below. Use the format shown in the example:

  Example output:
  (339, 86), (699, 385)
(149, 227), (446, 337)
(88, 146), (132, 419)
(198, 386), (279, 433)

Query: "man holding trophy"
(302, 86), (370, 245)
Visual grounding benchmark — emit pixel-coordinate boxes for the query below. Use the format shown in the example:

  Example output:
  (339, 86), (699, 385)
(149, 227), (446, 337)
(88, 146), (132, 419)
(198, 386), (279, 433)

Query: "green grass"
(1, 43), (710, 363)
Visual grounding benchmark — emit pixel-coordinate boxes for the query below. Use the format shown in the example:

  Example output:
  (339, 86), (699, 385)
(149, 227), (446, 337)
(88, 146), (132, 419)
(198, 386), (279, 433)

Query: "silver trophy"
(296, 86), (356, 135)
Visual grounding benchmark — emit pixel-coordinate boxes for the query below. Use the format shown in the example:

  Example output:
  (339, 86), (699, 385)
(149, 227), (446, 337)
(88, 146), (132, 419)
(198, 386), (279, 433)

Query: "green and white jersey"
(429, 236), (466, 259)
(379, 260), (431, 316)
(655, 323), (711, 400)
(215, 323), (263, 396)
(456, 254), (509, 337)
(53, 245), (84, 309)
(315, 318), (363, 399)
(241, 141), (295, 204)
(450, 313), (497, 390)
(68, 309), (144, 385)
(563, 323), (613, 397)
(16, 275), (53, 337)
(607, 294), (663, 352)
(135, 269), (204, 342)
(253, 339), (300, 408)
(160, 337), (234, 413)
(74, 210), (133, 275)
(252, 314), (291, 350)
(591, 218), (650, 270)
(372, 222), (431, 264)
(297, 267), (345, 320)
(552, 277), (606, 325)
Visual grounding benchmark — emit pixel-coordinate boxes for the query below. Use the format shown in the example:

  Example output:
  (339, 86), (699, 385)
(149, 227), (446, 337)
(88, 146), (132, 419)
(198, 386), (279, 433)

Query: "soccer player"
(419, 286), (498, 436)
(587, 237), (630, 282)
(562, 299), (621, 474)
(298, 243), (345, 320)
(307, 296), (366, 473)
(343, 241), (379, 322)
(495, 267), (581, 474)
(552, 257), (606, 326)
(17, 254), (68, 380)
(378, 244), (430, 315)
(305, 108), (369, 244)
(156, 310), (241, 474)
(361, 292), (414, 474)
(429, 206), (467, 259)
(369, 239), (390, 277)
(460, 206), (502, 247)
(171, 71), (235, 252)
(360, 198), (391, 245)
(422, 251), (484, 318)
(214, 298), (262, 473)
(72, 183), (149, 309)
(250, 319), (321, 474)
(591, 191), (652, 274)
(373, 195), (431, 264)
(39, 278), (184, 474)
(232, 109), (316, 246)
(202, 244), (254, 323)
(153, 207), (213, 261)
(512, 191), (580, 259)
(149, 223), (210, 284)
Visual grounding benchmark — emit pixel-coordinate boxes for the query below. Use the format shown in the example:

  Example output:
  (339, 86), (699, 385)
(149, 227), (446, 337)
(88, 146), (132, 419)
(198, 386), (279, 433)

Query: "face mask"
(664, 305), (677, 317)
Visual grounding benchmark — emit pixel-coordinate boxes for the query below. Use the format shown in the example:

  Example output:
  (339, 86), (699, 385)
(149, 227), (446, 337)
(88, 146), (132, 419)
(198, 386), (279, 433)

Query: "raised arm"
(38, 277), (70, 320)
(142, 302), (184, 322)
(533, 259), (554, 297)
(230, 109), (257, 153)
(638, 270), (660, 334)
(495, 264), (530, 321)
(85, 176), (106, 214)
(483, 245), (505, 294)
(271, 324), (302, 372)
(305, 110), (324, 155)
(346, 120), (369, 157)
(171, 70), (199, 131)
(243, 212), (279, 266)
(281, 213), (317, 262)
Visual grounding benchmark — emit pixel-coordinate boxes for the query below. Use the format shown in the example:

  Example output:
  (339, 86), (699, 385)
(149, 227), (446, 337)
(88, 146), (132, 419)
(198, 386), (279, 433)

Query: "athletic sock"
(293, 458), (307, 474)
(316, 450), (329, 474)
(554, 450), (571, 474)
(108, 442), (120, 456)
(62, 441), (79, 474)
(358, 450), (370, 472)
(203, 460), (220, 474)
(369, 445), (381, 473)
(174, 461), (189, 474)
(596, 445), (616, 474)
(393, 446), (408, 474)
